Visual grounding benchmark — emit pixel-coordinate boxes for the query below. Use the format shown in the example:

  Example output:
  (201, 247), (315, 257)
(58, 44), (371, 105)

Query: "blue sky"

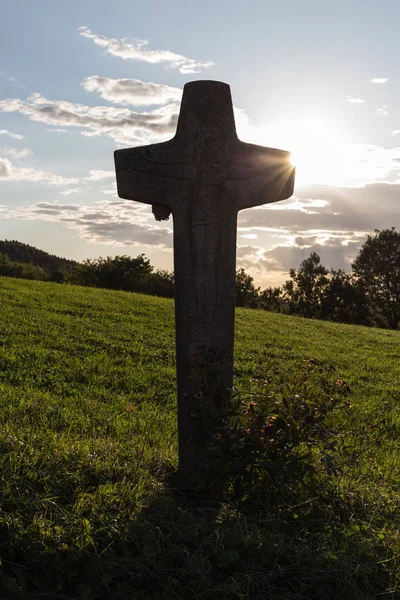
(1, 0), (400, 285)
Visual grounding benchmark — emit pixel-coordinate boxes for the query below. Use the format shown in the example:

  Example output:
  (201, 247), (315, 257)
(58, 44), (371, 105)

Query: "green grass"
(0, 276), (399, 599)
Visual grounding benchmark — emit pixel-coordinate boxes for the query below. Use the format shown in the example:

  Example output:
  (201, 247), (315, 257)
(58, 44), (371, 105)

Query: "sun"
(237, 113), (391, 187)
(262, 118), (351, 186)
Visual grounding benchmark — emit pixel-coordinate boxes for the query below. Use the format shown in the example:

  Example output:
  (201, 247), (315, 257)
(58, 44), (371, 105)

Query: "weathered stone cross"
(114, 80), (295, 481)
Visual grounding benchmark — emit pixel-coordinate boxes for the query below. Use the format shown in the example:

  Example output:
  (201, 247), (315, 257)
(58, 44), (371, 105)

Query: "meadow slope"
(0, 277), (399, 599)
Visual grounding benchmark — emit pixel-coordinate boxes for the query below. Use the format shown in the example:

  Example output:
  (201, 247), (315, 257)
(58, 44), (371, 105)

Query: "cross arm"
(226, 141), (295, 211)
(114, 140), (191, 216)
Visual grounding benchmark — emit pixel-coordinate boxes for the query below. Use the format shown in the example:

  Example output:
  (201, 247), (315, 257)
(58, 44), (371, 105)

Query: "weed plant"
(206, 360), (351, 509)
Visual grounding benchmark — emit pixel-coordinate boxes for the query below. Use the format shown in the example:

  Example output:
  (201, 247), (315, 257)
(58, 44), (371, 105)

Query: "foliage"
(259, 285), (283, 312)
(320, 269), (370, 325)
(207, 360), (351, 508)
(0, 253), (49, 281)
(352, 228), (400, 329)
(282, 252), (329, 317)
(70, 255), (176, 298)
(70, 254), (153, 291)
(280, 254), (371, 325)
(235, 267), (260, 307)
(138, 268), (175, 298)
(0, 278), (399, 598)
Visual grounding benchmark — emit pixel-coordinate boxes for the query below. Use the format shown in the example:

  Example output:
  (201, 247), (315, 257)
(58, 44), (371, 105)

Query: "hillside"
(0, 276), (399, 599)
(0, 239), (77, 275)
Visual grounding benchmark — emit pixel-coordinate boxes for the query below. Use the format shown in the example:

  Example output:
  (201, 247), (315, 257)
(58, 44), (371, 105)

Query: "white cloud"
(85, 170), (115, 181)
(82, 76), (182, 106)
(263, 198), (329, 213)
(47, 128), (68, 133)
(0, 157), (79, 185)
(240, 233), (258, 239)
(347, 96), (365, 104)
(0, 199), (172, 248)
(0, 71), (26, 88)
(0, 159), (11, 177)
(377, 105), (388, 116)
(1, 147), (32, 158)
(371, 78), (388, 83)
(78, 26), (214, 74)
(0, 93), (178, 145)
(60, 188), (82, 196)
(0, 129), (24, 140)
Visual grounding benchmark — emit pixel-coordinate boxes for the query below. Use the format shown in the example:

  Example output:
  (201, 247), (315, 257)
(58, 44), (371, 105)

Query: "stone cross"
(114, 80), (295, 481)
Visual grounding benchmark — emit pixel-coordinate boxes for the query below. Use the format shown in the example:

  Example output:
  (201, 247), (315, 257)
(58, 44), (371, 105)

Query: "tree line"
(0, 249), (175, 298)
(1, 228), (399, 329)
(236, 228), (400, 330)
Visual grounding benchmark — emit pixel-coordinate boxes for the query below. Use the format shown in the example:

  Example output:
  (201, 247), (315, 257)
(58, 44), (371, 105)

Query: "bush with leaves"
(206, 360), (351, 510)
(70, 254), (153, 292)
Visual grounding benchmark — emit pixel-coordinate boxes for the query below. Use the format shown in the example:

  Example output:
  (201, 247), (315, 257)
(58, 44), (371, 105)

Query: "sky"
(1, 0), (400, 287)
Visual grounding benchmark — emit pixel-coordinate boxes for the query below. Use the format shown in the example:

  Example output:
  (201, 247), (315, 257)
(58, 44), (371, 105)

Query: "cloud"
(2, 179), (399, 286)
(0, 159), (11, 177)
(1, 147), (32, 158)
(0, 129), (24, 140)
(60, 188), (82, 196)
(263, 198), (329, 213)
(238, 182), (400, 234)
(234, 179), (400, 285)
(78, 26), (214, 74)
(85, 170), (115, 181)
(47, 128), (68, 133)
(377, 105), (388, 116)
(82, 76), (182, 106)
(240, 233), (258, 240)
(35, 202), (81, 211)
(234, 228), (372, 288)
(263, 236), (362, 274)
(0, 157), (79, 185)
(0, 93), (179, 145)
(0, 71), (26, 88)
(347, 96), (365, 104)
(371, 78), (388, 83)
(0, 199), (172, 248)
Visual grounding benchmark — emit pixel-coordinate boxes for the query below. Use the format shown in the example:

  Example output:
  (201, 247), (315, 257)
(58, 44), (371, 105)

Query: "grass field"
(0, 276), (399, 599)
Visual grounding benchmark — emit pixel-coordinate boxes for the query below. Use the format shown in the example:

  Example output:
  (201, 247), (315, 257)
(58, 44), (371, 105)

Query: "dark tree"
(352, 228), (400, 329)
(259, 286), (283, 312)
(320, 269), (370, 325)
(235, 267), (260, 308)
(137, 269), (175, 298)
(282, 253), (329, 318)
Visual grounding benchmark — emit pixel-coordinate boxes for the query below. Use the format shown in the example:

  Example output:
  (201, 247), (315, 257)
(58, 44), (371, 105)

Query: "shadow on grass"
(1, 466), (396, 600)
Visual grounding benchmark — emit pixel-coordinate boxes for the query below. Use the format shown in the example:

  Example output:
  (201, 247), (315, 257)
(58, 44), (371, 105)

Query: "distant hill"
(0, 240), (77, 276)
